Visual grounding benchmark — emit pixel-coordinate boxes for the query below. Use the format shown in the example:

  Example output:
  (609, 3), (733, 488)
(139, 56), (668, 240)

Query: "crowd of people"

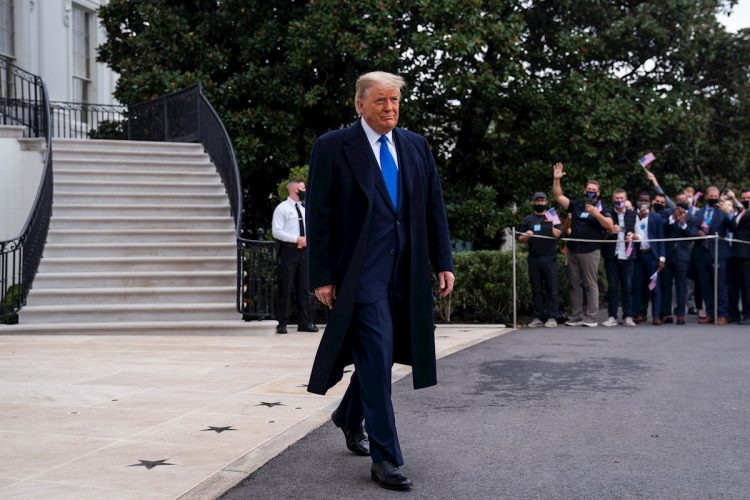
(518, 162), (750, 328)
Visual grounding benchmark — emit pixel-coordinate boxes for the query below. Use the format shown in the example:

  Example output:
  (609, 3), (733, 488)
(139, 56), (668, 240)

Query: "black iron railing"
(50, 101), (128, 139)
(0, 55), (53, 322)
(128, 83), (274, 320)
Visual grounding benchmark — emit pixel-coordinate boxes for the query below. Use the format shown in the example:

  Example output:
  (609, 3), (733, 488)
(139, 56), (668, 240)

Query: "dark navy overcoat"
(305, 119), (453, 395)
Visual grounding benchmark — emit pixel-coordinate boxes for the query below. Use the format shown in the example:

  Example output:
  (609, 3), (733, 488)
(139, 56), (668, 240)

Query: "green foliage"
(435, 250), (566, 324)
(1, 284), (21, 325)
(88, 119), (128, 140)
(97, 0), (750, 247)
(276, 165), (310, 202)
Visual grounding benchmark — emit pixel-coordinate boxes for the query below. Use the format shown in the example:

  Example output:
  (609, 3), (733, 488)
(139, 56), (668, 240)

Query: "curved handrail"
(0, 57), (53, 320)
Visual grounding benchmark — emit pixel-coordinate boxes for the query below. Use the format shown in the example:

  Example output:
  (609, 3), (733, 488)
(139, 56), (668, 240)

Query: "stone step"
(18, 137), (47, 152)
(53, 157), (215, 172)
(52, 203), (231, 217)
(53, 191), (228, 205)
(43, 242), (237, 258)
(19, 303), (239, 324)
(38, 256), (235, 273)
(55, 168), (218, 184)
(46, 228), (236, 244)
(26, 286), (236, 305)
(54, 179), (225, 194)
(52, 150), (210, 163)
(32, 270), (236, 288)
(0, 125), (26, 138)
(0, 320), (276, 336)
(48, 216), (235, 230)
(52, 138), (206, 154)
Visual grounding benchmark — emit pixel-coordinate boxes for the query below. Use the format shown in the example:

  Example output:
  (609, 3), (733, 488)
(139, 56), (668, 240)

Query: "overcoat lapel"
(343, 121), (375, 205)
(393, 128), (415, 202)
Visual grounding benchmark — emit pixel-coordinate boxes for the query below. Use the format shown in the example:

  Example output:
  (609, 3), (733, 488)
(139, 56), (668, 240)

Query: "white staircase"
(3, 139), (273, 335)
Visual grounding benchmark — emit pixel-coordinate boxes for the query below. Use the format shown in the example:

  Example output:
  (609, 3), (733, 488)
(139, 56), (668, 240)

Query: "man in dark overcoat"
(305, 71), (455, 491)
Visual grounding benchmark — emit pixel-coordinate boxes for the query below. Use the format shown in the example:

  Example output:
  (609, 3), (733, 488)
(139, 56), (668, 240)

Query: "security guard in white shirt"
(271, 179), (318, 334)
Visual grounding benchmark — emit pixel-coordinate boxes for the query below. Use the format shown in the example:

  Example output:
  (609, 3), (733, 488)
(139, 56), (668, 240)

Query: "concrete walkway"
(0, 323), (509, 499)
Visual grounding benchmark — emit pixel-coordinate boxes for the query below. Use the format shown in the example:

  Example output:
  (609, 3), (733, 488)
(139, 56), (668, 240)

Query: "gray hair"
(354, 71), (406, 114)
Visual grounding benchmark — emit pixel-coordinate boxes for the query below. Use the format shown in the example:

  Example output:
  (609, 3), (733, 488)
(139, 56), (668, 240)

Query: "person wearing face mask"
(690, 186), (736, 325)
(730, 188), (750, 325)
(552, 163), (615, 327)
(518, 192), (562, 328)
(659, 193), (695, 325)
(271, 179), (318, 334)
(602, 189), (638, 327)
(632, 196), (666, 324)
(645, 170), (676, 209)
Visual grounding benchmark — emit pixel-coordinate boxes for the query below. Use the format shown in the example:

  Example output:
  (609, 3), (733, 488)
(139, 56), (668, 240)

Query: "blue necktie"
(378, 135), (398, 210)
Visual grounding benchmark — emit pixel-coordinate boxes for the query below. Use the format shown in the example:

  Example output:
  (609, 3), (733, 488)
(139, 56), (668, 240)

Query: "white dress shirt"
(361, 118), (399, 171)
(637, 214), (650, 250)
(272, 198), (305, 243)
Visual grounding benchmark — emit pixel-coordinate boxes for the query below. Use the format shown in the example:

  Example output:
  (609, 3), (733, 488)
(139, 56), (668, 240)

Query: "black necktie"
(295, 203), (305, 237)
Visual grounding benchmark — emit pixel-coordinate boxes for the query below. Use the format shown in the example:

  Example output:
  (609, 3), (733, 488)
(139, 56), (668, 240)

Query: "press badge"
(580, 212), (590, 219)
(533, 224), (541, 232)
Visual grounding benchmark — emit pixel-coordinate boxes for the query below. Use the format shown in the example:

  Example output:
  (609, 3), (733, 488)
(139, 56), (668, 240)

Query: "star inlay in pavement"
(128, 459), (175, 470)
(256, 401), (284, 407)
(201, 426), (236, 433)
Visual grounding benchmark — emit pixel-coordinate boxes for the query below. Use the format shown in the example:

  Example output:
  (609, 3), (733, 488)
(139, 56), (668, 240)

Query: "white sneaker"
(602, 316), (618, 327)
(582, 321), (598, 327)
(565, 319), (583, 326)
(544, 318), (558, 328)
(624, 317), (636, 327)
(527, 318), (544, 328)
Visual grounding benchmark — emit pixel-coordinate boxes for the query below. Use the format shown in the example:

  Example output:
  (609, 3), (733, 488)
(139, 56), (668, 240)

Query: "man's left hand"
(438, 271), (455, 297)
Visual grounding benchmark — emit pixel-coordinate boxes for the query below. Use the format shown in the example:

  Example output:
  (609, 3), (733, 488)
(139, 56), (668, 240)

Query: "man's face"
(612, 192), (627, 209)
(584, 183), (600, 200)
(684, 187), (695, 197)
(533, 197), (547, 211)
(706, 188), (720, 205)
(357, 84), (400, 135)
(652, 196), (666, 211)
(638, 194), (650, 205)
(741, 191), (750, 203)
(297, 182), (306, 195)
(675, 193), (687, 205)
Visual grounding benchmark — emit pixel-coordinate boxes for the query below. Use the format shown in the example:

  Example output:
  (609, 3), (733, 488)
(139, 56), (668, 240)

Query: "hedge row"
(435, 250), (607, 324)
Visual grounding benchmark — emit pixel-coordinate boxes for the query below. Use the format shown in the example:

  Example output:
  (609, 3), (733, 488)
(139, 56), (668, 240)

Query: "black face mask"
(586, 191), (598, 202)
(297, 190), (306, 201)
(743, 200), (750, 210)
(652, 203), (665, 212)
(533, 204), (546, 213)
(707, 198), (719, 207)
(676, 202), (689, 210)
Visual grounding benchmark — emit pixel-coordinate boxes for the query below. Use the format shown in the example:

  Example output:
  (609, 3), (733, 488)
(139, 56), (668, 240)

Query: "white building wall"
(11, 0), (118, 104)
(0, 138), (45, 240)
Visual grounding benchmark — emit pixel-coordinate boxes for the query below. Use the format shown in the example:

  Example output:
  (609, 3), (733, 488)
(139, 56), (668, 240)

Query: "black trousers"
(604, 257), (634, 319)
(739, 258), (750, 321)
(527, 254), (559, 320)
(661, 259), (689, 318)
(276, 245), (312, 326)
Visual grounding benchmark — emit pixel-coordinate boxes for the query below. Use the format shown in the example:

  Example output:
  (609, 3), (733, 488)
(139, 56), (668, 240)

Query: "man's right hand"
(315, 285), (336, 309)
(553, 162), (565, 179)
(297, 236), (307, 248)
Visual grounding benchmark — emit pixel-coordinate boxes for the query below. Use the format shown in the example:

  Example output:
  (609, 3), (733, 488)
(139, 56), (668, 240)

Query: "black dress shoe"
(276, 324), (287, 334)
(331, 410), (369, 456)
(297, 323), (319, 332)
(371, 460), (412, 491)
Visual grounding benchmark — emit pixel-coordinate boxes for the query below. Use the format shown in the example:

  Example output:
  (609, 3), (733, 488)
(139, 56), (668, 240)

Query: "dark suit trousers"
(661, 260), (688, 318)
(337, 296), (403, 466)
(527, 254), (559, 320)
(632, 252), (661, 319)
(604, 257), (633, 319)
(276, 245), (311, 326)
(741, 258), (750, 320)
(696, 253), (729, 318)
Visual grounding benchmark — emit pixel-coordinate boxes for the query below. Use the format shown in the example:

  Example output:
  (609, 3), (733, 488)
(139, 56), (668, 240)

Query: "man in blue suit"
(691, 186), (735, 325)
(660, 193), (694, 325)
(633, 196), (666, 325)
(306, 71), (455, 491)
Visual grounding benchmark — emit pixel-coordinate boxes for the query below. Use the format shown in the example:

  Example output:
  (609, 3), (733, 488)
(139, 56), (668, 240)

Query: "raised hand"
(553, 162), (565, 180)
